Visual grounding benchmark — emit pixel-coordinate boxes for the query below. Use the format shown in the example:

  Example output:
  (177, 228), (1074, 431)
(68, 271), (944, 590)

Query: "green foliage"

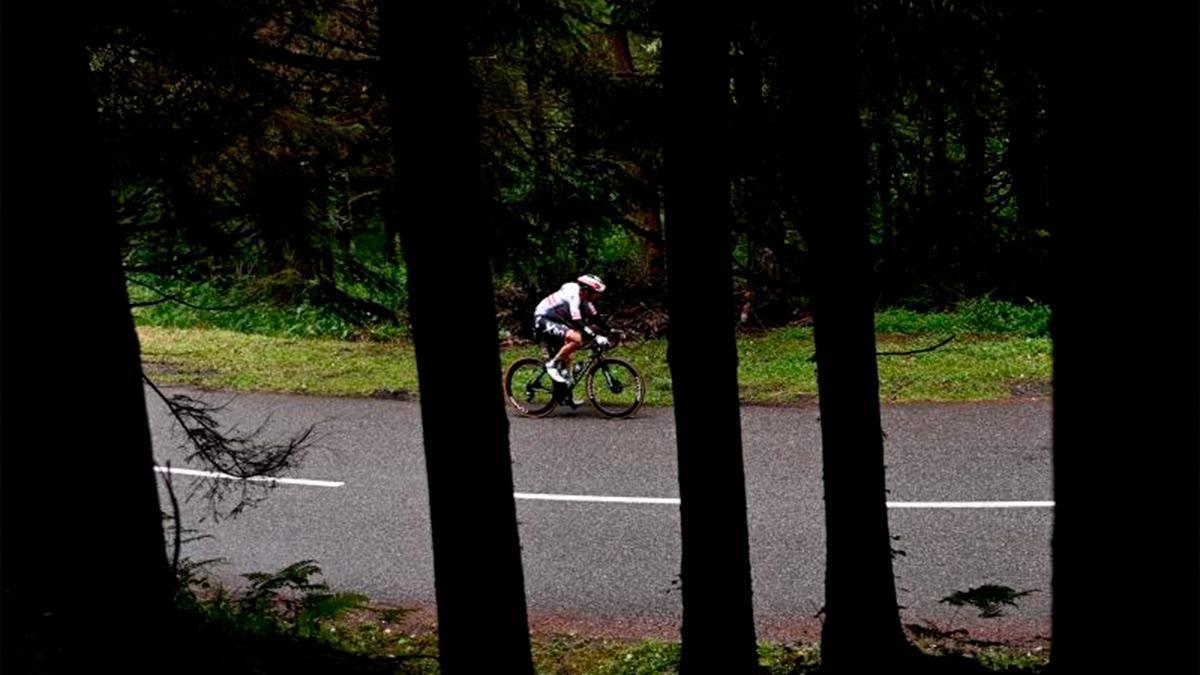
(875, 298), (1050, 337)
(182, 559), (388, 653)
(172, 555), (224, 613)
(98, 0), (1055, 364)
(130, 272), (408, 341)
(170, 562), (1043, 673)
(591, 640), (680, 675)
(905, 622), (1048, 671)
(234, 560), (370, 638)
(756, 642), (822, 674)
(954, 298), (1050, 336)
(174, 558), (439, 670)
(940, 584), (1038, 619)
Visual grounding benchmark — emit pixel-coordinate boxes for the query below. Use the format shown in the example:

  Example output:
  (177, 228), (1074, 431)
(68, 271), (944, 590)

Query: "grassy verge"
(174, 572), (1048, 674)
(137, 324), (1050, 405)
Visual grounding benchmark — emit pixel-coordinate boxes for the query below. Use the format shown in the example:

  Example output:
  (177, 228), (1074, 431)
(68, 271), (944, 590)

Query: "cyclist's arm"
(571, 309), (609, 338)
(563, 287), (597, 337)
(581, 301), (610, 336)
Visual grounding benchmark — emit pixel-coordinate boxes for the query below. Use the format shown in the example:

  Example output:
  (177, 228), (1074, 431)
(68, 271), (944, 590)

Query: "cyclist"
(533, 274), (611, 387)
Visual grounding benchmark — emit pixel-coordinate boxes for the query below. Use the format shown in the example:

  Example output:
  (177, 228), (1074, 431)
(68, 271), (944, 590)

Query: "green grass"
(138, 322), (1050, 405)
(139, 326), (421, 397)
(875, 298), (1050, 337)
(133, 289), (1051, 404)
(532, 636), (824, 674)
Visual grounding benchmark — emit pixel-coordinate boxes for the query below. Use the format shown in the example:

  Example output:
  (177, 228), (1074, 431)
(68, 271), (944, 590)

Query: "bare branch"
(126, 277), (251, 311)
(243, 40), (379, 77)
(160, 460), (185, 573)
(143, 374), (317, 521)
(806, 335), (956, 363)
(876, 335), (956, 356)
(296, 28), (378, 58)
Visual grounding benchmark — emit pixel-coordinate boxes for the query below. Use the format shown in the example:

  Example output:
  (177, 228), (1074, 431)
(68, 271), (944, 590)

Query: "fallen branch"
(127, 277), (251, 311)
(806, 335), (956, 362)
(877, 335), (956, 356)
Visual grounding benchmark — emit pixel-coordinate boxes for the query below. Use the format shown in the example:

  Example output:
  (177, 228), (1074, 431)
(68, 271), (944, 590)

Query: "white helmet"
(576, 274), (606, 293)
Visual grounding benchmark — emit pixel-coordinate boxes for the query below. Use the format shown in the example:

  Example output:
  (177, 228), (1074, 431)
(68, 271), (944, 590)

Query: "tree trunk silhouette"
(1047, 5), (1198, 674)
(1, 6), (176, 672)
(774, 3), (918, 672)
(377, 2), (534, 673)
(662, 5), (759, 673)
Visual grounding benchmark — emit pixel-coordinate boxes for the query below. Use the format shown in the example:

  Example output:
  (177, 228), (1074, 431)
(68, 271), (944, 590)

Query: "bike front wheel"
(503, 358), (557, 417)
(586, 358), (644, 418)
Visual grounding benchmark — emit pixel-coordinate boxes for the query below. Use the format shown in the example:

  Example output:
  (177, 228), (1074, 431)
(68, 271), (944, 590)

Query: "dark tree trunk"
(662, 5), (759, 674)
(377, 3), (534, 673)
(773, 3), (917, 672)
(310, 164), (336, 279)
(732, 19), (783, 311)
(250, 157), (322, 279)
(1047, 4), (1199, 674)
(1, 6), (176, 673)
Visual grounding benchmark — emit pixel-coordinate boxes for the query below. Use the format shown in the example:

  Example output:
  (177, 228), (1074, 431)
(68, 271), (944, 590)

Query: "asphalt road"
(146, 387), (1053, 643)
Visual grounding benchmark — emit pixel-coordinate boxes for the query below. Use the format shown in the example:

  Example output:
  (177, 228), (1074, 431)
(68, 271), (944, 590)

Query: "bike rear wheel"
(586, 357), (644, 418)
(503, 358), (558, 417)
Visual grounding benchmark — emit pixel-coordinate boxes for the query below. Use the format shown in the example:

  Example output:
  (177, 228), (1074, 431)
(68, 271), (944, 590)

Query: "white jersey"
(534, 282), (596, 324)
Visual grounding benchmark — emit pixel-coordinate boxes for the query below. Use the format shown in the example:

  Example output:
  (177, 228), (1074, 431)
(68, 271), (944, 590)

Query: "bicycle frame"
(506, 331), (641, 417)
(548, 341), (609, 401)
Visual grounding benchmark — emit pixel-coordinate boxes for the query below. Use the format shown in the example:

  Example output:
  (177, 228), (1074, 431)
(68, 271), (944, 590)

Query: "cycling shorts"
(534, 315), (572, 339)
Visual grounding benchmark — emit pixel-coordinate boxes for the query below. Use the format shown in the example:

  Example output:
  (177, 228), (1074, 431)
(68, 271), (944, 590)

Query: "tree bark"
(2, 6), (176, 672)
(377, 2), (534, 673)
(772, 3), (918, 671)
(1047, 3), (1198, 673)
(663, 6), (760, 673)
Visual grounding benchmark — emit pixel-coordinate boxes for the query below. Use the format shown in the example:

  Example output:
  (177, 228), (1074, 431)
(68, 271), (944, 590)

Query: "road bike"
(503, 334), (644, 418)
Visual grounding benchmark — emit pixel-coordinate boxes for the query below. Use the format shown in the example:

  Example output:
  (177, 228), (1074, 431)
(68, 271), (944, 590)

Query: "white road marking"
(515, 493), (1054, 508)
(887, 500), (1054, 508)
(154, 466), (345, 488)
(515, 492), (681, 505)
(152, 468), (1052, 508)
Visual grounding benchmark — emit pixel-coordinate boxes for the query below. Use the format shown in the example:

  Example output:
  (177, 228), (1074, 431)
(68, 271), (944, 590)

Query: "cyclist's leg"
(535, 317), (564, 357)
(551, 329), (583, 366)
(536, 317), (571, 386)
